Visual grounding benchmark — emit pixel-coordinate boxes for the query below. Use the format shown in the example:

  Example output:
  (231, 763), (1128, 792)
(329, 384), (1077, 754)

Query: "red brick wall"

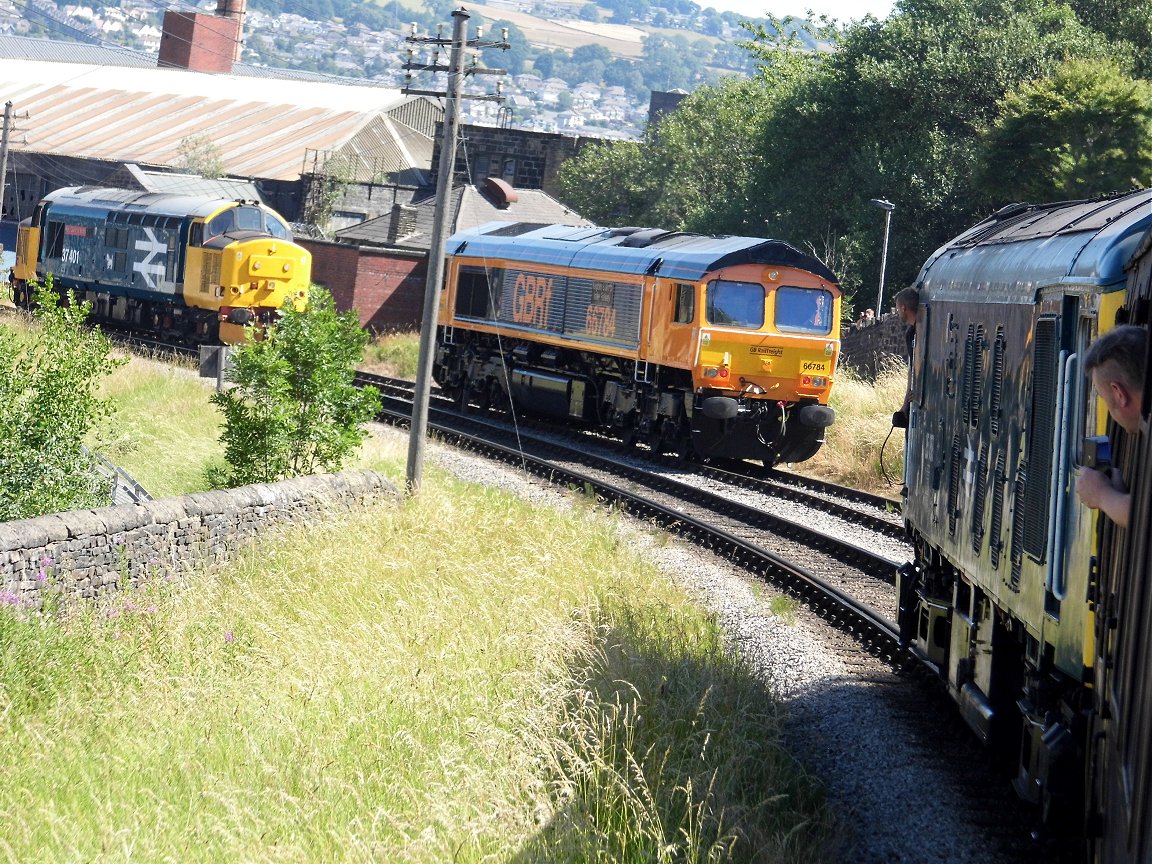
(159, 12), (238, 73)
(301, 240), (427, 333)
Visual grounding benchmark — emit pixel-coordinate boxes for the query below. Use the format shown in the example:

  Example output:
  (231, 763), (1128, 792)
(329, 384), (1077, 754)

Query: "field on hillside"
(465, 2), (648, 56)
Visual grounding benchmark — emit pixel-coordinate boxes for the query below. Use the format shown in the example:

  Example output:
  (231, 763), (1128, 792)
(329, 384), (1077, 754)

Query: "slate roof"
(335, 183), (593, 252)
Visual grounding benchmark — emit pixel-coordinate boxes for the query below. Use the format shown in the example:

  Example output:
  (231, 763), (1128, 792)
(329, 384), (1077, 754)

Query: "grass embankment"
(2, 348), (838, 862)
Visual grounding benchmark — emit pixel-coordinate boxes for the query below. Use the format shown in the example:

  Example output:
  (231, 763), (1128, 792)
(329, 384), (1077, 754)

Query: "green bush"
(0, 279), (123, 520)
(208, 286), (382, 487)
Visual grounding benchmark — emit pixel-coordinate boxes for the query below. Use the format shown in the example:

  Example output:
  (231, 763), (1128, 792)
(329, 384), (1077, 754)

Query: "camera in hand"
(1082, 434), (1112, 470)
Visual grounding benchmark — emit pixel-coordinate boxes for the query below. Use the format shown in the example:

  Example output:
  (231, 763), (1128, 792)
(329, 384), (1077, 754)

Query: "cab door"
(645, 277), (697, 368)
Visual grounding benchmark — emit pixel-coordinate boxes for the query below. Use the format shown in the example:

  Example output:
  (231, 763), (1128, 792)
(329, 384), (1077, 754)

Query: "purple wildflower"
(224, 630), (235, 643)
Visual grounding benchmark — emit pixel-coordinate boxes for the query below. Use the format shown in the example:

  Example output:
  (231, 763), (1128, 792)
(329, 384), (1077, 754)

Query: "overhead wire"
(456, 115), (532, 479)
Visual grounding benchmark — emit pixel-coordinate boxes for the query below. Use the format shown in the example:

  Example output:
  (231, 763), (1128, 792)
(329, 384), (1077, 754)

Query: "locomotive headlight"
(253, 261), (261, 270)
(704, 368), (719, 378)
(283, 263), (291, 273)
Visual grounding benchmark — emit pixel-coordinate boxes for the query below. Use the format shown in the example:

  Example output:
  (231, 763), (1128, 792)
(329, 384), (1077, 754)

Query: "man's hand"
(1077, 466), (1131, 528)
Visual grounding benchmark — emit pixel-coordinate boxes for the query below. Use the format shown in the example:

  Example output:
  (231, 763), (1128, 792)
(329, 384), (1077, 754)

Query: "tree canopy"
(976, 60), (1152, 203)
(556, 0), (1151, 312)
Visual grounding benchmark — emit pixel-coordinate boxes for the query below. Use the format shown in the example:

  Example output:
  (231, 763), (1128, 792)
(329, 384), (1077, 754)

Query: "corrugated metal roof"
(106, 164), (263, 199)
(0, 55), (440, 181)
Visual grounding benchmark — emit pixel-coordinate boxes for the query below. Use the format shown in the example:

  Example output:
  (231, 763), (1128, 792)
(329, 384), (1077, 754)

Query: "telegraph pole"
(403, 7), (508, 494)
(0, 102), (13, 224)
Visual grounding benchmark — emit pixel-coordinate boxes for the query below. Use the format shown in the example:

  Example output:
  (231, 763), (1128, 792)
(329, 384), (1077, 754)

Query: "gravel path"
(421, 427), (1040, 864)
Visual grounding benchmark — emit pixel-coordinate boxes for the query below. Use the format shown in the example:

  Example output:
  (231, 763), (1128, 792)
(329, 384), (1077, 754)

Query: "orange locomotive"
(434, 223), (842, 465)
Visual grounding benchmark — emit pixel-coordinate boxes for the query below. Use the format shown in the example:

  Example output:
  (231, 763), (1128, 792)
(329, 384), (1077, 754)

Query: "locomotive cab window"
(673, 282), (695, 324)
(706, 280), (764, 329)
(264, 213), (291, 239)
(455, 266), (501, 319)
(775, 286), (833, 335)
(207, 210), (236, 238)
(236, 207), (263, 232)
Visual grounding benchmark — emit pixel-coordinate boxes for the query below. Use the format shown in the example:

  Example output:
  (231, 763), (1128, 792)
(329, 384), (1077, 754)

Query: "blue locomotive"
(13, 187), (312, 344)
(897, 187), (1152, 858)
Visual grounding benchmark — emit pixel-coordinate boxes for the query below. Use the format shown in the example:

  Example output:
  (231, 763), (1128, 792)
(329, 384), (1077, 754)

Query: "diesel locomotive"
(433, 222), (842, 465)
(895, 187), (1152, 859)
(12, 187), (312, 344)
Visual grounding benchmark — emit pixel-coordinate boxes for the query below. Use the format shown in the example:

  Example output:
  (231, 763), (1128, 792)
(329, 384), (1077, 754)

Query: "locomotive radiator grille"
(1010, 471), (1026, 591)
(971, 441), (989, 554)
(989, 449), (1007, 570)
(948, 433), (962, 536)
(1022, 317), (1060, 559)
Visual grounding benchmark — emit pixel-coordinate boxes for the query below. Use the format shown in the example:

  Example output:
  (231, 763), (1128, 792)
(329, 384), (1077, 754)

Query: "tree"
(1066, 0), (1152, 77)
(741, 0), (1118, 293)
(977, 60), (1152, 203)
(556, 76), (778, 231)
(208, 287), (382, 488)
(176, 134), (225, 179)
(0, 279), (123, 521)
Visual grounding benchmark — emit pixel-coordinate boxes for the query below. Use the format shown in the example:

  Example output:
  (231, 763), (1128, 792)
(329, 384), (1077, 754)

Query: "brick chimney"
(158, 0), (245, 72)
(388, 204), (418, 242)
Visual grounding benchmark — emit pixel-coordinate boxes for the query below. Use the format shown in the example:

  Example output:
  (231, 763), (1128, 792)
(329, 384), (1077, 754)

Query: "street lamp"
(869, 198), (895, 317)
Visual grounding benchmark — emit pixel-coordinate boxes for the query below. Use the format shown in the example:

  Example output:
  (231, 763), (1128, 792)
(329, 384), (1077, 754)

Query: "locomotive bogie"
(437, 222), (842, 465)
(13, 187), (311, 345)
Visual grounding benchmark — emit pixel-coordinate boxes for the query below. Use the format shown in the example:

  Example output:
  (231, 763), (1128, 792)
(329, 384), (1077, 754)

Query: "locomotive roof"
(446, 222), (839, 284)
(918, 188), (1152, 303)
(41, 186), (269, 219)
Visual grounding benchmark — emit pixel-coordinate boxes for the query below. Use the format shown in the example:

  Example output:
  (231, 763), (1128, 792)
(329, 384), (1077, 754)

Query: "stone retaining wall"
(839, 311), (909, 379)
(0, 471), (398, 610)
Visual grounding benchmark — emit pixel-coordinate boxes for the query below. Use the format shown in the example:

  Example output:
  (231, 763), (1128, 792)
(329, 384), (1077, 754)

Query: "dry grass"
(360, 330), (421, 379)
(793, 360), (908, 498)
(0, 476), (836, 862)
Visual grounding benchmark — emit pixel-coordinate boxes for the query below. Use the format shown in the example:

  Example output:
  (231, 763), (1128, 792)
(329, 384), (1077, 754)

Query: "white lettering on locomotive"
(133, 228), (167, 288)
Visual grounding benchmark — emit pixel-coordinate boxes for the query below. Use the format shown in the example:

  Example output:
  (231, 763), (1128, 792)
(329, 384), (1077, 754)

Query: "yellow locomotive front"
(12, 189), (310, 345)
(678, 262), (840, 464)
(181, 203), (312, 344)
